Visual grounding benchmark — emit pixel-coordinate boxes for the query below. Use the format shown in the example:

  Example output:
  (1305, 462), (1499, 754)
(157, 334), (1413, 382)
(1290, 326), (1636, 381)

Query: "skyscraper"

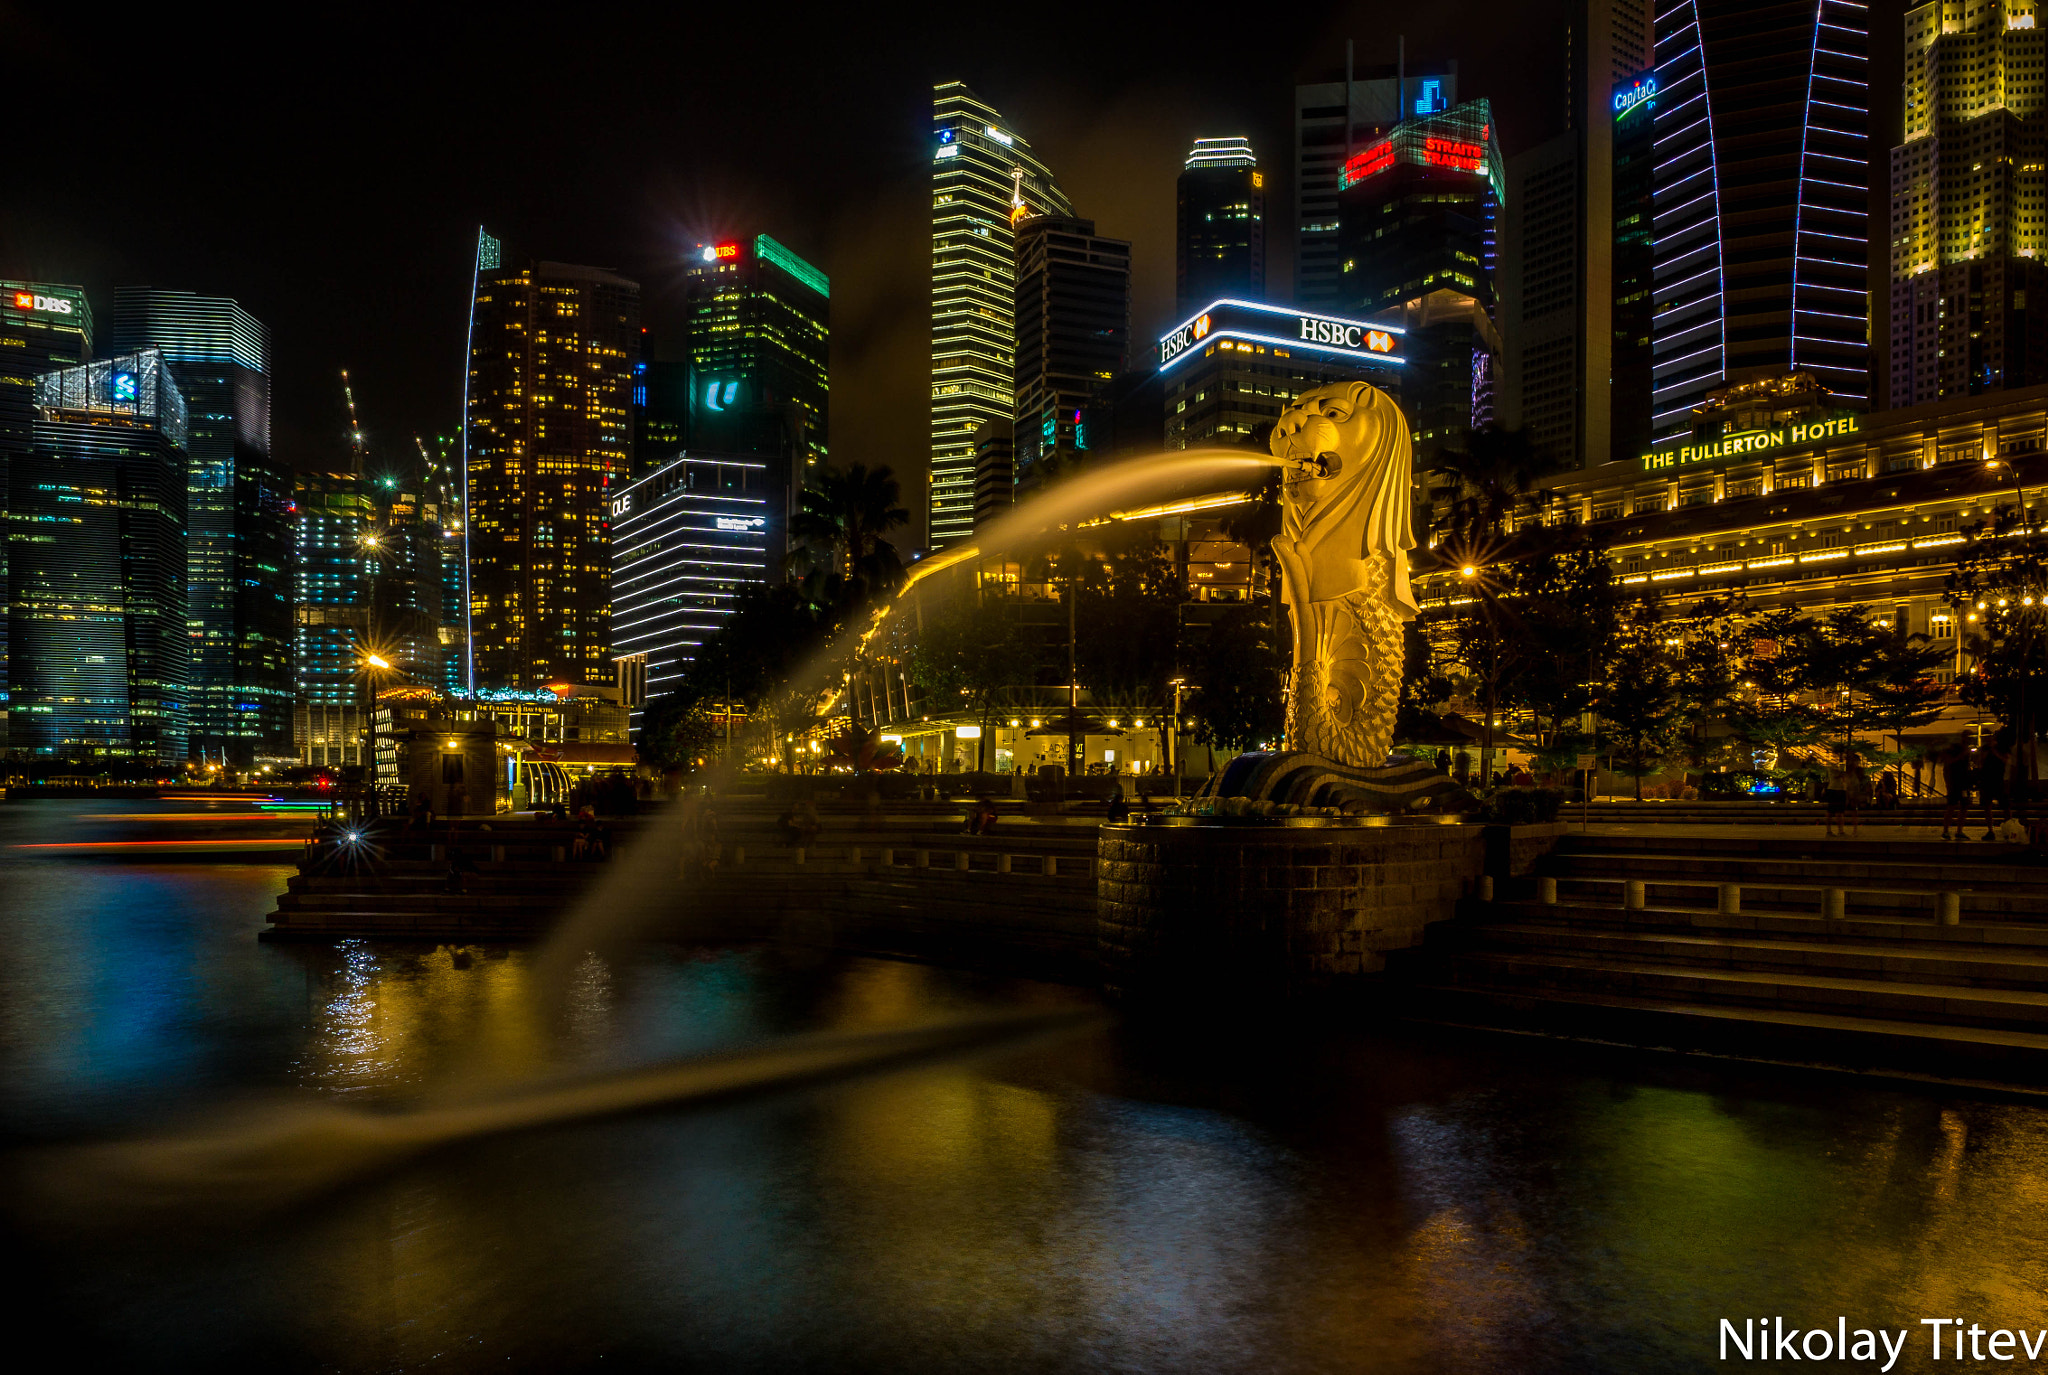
(1295, 56), (1458, 311)
(1890, 0), (2048, 407)
(12, 352), (188, 764)
(1177, 138), (1264, 318)
(107, 289), (291, 765)
(1011, 214), (1131, 485)
(1650, 0), (1870, 444)
(0, 282), (93, 753)
(609, 453), (776, 725)
(1334, 100), (1505, 464)
(1499, 0), (1654, 469)
(930, 81), (1073, 549)
(1159, 300), (1404, 450)
(466, 254), (639, 691)
(292, 470), (374, 767)
(679, 234), (829, 469)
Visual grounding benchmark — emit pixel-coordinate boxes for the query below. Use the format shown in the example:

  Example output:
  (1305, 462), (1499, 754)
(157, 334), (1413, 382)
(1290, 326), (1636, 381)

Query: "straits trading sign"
(1638, 414), (1863, 473)
(1159, 300), (1404, 370)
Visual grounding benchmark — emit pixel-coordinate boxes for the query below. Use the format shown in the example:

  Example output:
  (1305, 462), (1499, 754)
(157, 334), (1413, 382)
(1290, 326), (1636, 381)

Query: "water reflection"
(8, 802), (2048, 1372)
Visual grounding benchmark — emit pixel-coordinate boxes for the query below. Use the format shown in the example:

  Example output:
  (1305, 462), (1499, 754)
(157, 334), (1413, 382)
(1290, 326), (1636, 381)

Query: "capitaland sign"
(1638, 414), (1863, 472)
(1613, 74), (1657, 117)
(1159, 300), (1404, 369)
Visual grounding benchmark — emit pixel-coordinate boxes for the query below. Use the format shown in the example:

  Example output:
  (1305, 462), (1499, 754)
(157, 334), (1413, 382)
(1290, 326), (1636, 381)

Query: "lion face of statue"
(1269, 381), (1380, 504)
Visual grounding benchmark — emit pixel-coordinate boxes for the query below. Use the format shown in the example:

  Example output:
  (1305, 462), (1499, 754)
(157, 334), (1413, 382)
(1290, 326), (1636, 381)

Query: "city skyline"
(7, 5), (1691, 546)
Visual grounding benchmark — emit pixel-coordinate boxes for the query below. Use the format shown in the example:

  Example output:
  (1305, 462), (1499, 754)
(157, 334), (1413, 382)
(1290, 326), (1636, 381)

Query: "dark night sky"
(8, 1), (1901, 545)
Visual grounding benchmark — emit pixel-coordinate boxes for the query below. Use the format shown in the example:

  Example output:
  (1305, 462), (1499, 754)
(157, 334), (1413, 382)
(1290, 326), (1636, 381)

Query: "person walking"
(1940, 742), (1973, 841)
(1978, 734), (2013, 840)
(1823, 759), (1850, 837)
(1844, 759), (1871, 838)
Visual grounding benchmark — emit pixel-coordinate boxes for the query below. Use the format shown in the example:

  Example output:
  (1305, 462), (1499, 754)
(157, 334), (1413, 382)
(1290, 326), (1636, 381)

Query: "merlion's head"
(1269, 381), (1390, 507)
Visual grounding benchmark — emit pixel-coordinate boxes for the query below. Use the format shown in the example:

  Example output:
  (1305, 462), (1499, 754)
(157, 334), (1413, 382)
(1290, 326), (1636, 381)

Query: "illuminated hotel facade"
(1890, 0), (2048, 407)
(1417, 385), (2048, 684)
(1650, 0), (1870, 443)
(1159, 299), (1403, 450)
(465, 256), (639, 691)
(107, 288), (292, 765)
(930, 81), (1073, 549)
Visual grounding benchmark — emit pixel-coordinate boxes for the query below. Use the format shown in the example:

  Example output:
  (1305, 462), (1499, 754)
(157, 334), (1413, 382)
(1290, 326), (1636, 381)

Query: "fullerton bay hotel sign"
(1159, 299), (1405, 371)
(1638, 413), (1863, 473)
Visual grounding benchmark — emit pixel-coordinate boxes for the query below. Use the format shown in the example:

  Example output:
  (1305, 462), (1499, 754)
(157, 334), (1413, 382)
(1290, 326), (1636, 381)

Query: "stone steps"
(1392, 833), (2048, 1083)
(1402, 982), (2048, 1082)
(1472, 920), (2048, 990)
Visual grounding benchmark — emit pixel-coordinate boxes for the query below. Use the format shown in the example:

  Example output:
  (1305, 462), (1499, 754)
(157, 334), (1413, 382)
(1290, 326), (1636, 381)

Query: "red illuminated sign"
(1423, 136), (1485, 173)
(714, 243), (739, 259)
(1193, 314), (1211, 339)
(11, 292), (31, 310)
(1365, 330), (1395, 354)
(1340, 140), (1395, 187)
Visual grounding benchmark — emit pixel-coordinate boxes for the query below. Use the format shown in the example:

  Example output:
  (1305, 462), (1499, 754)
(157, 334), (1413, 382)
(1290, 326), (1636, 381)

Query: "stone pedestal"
(1096, 820), (1492, 999)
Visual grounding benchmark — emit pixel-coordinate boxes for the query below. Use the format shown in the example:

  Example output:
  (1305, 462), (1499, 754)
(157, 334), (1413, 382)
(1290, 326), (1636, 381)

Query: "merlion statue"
(1268, 381), (1416, 770)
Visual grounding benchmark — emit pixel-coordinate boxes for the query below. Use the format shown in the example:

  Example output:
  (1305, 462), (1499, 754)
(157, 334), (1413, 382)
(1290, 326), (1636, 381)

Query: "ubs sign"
(1160, 302), (1402, 369)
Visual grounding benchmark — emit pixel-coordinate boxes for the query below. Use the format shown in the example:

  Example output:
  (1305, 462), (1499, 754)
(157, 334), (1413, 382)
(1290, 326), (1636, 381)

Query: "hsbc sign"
(1298, 317), (1396, 354)
(1159, 300), (1404, 370)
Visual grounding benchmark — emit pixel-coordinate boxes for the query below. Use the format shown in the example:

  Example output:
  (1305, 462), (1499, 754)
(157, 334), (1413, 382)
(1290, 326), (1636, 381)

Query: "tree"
(1600, 611), (1681, 801)
(637, 688), (719, 774)
(1498, 544), (1621, 754)
(789, 462), (910, 600)
(906, 595), (1042, 770)
(1429, 425), (1546, 553)
(1188, 602), (1286, 754)
(1947, 509), (2048, 740)
(1060, 525), (1184, 710)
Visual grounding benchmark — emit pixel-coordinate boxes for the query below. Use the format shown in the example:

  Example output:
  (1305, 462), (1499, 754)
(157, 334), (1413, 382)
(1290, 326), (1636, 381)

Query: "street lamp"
(1168, 676), (1188, 799)
(1985, 457), (2032, 532)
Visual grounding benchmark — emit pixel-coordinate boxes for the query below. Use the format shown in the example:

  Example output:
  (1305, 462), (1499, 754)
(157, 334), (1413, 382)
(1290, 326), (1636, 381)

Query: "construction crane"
(340, 368), (368, 474)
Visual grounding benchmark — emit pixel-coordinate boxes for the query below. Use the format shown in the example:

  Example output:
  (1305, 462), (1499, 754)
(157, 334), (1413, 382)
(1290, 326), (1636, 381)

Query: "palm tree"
(1431, 425), (1546, 551)
(790, 462), (911, 594)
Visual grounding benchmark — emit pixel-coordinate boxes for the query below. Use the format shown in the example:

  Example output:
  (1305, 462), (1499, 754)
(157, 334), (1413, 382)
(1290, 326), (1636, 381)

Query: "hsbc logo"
(1299, 317), (1396, 354)
(1160, 302), (1402, 368)
(12, 291), (74, 316)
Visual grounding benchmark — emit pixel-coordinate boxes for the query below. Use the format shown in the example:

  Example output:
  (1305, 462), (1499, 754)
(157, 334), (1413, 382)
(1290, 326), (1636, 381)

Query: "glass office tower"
(12, 352), (189, 764)
(1650, 0), (1869, 442)
(1011, 214), (1131, 485)
(466, 256), (639, 690)
(0, 281), (94, 754)
(930, 81), (1073, 549)
(1890, 0), (2048, 406)
(107, 288), (292, 765)
(292, 470), (373, 766)
(1176, 138), (1265, 318)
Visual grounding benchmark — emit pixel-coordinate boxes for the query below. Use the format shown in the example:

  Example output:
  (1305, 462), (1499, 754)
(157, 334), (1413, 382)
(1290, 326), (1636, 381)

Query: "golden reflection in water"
(293, 944), (555, 1094)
